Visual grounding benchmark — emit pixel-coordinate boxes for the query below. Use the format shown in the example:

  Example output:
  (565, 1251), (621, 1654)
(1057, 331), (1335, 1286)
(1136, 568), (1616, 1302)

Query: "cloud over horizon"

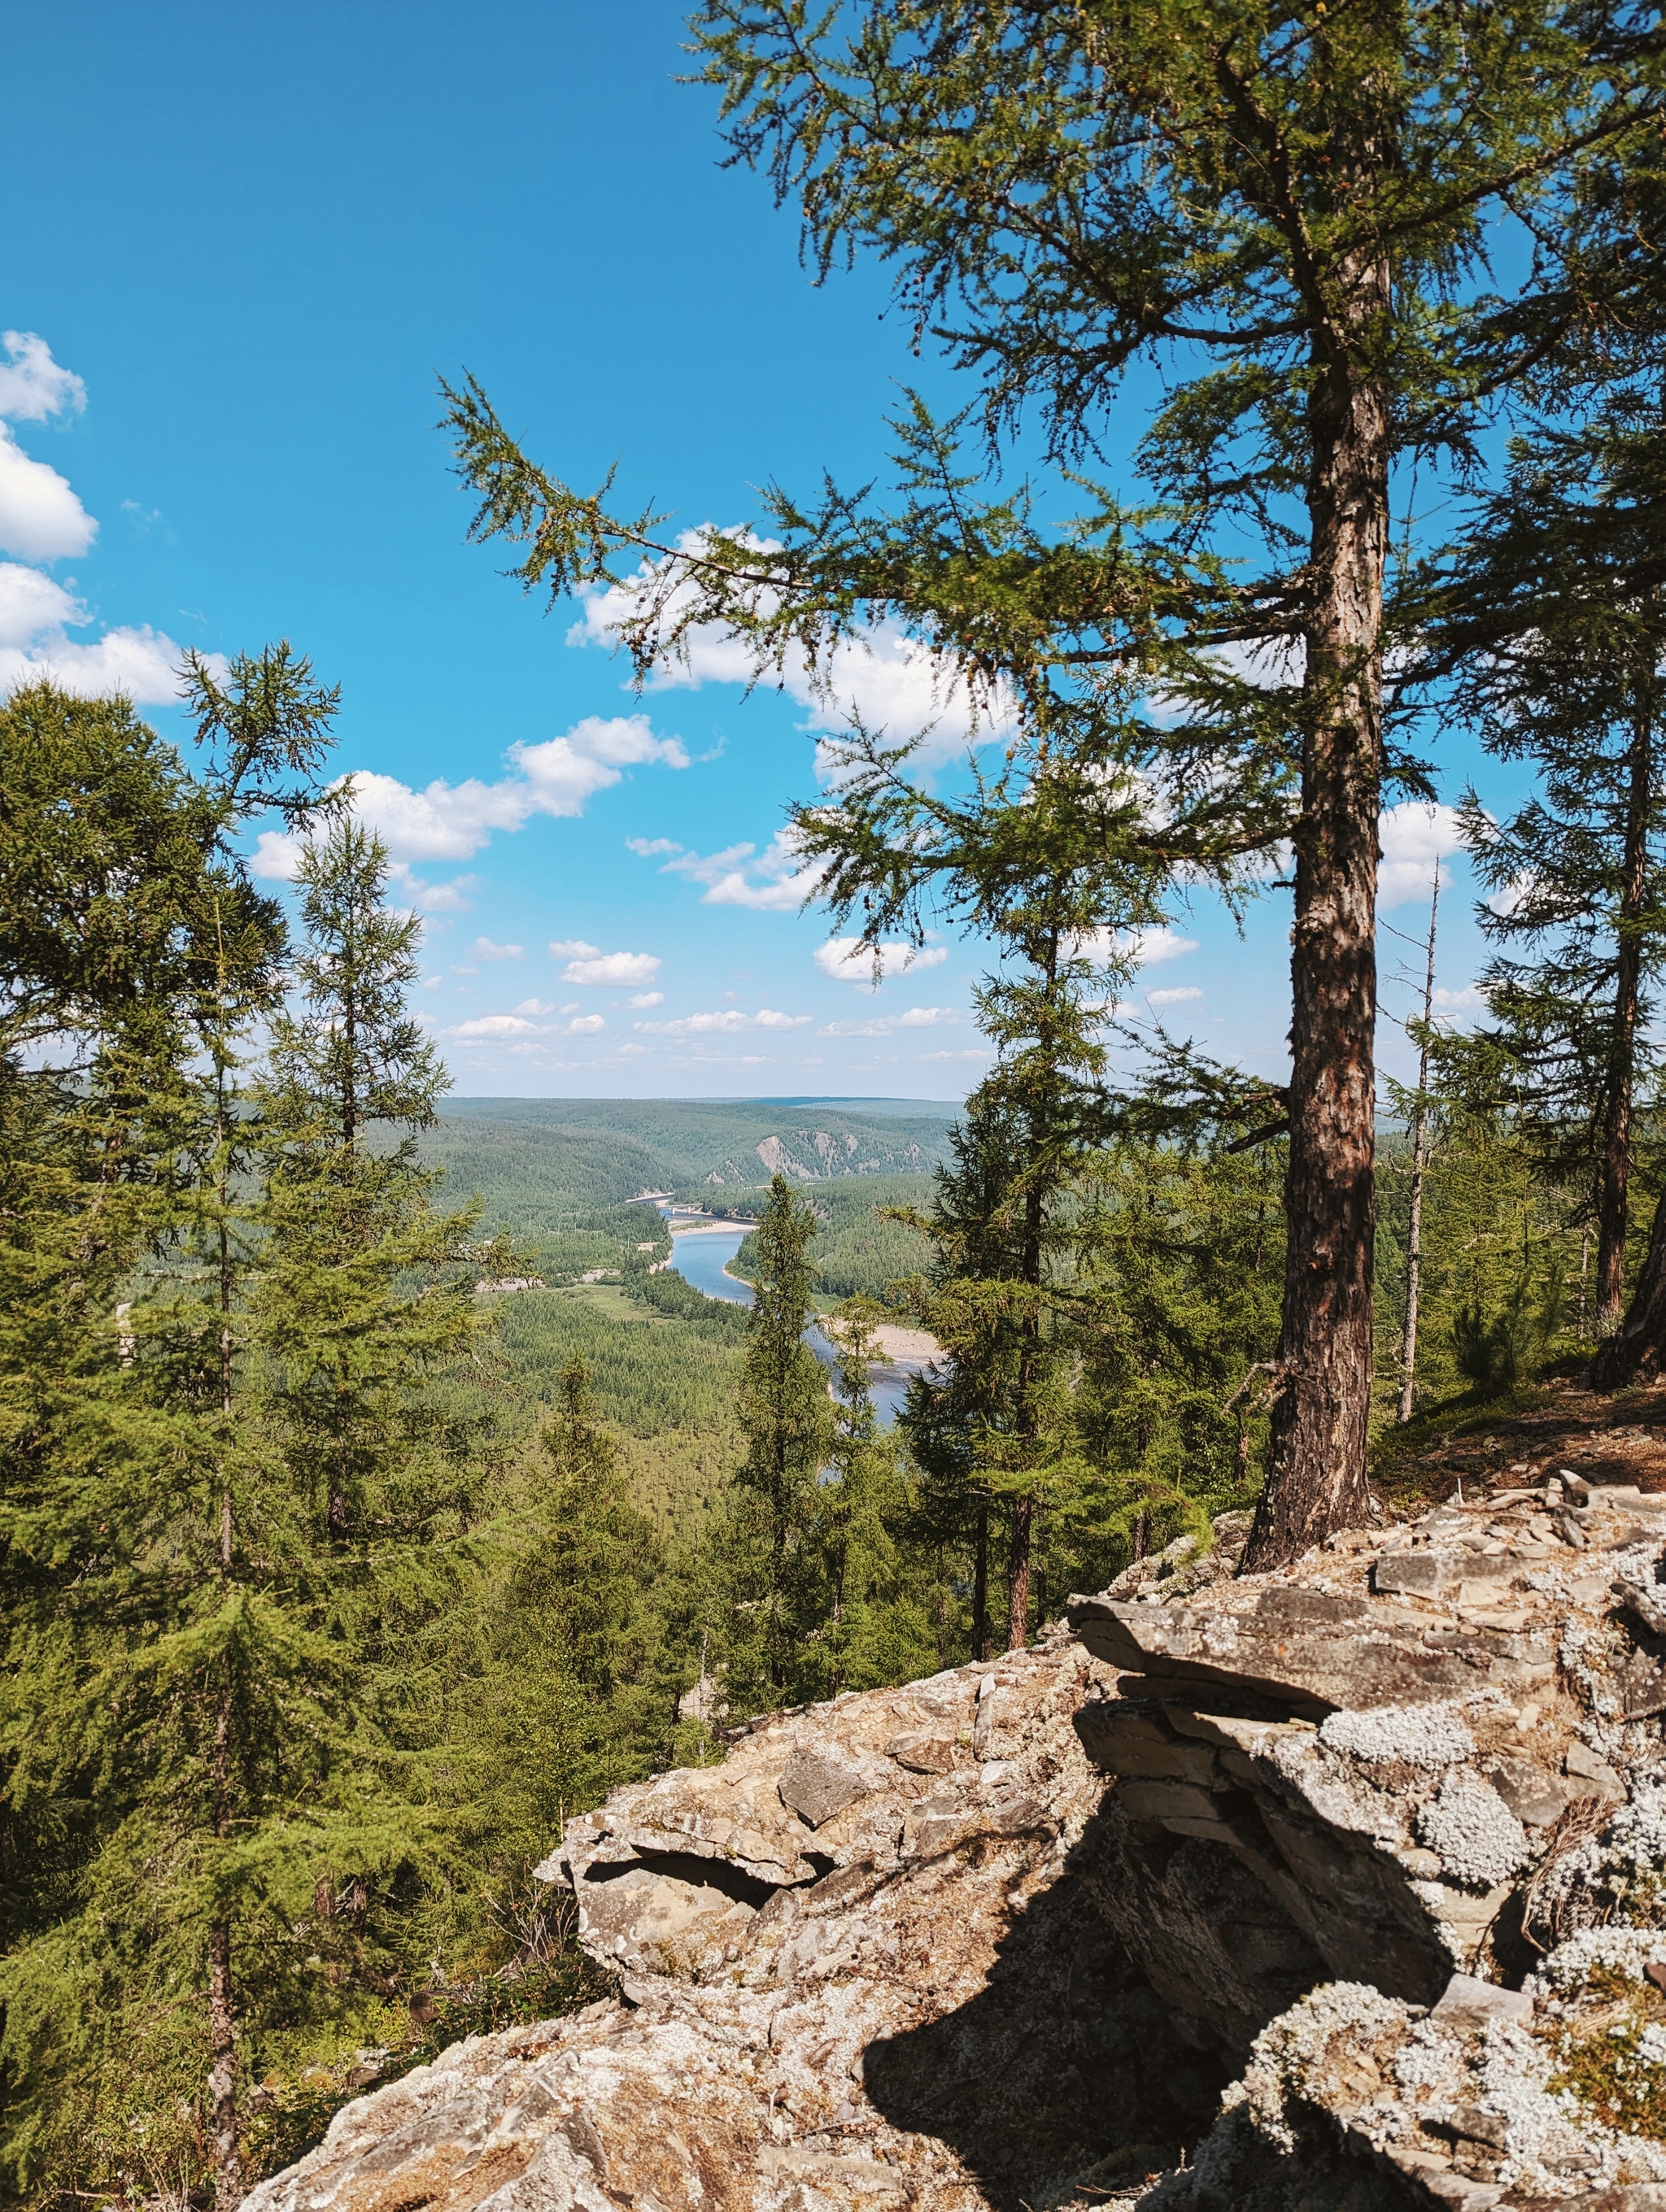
(631, 828), (824, 912)
(1378, 802), (1466, 909)
(813, 937), (951, 986)
(0, 334), (203, 703)
(819, 1005), (960, 1038)
(251, 717), (691, 882)
(550, 938), (663, 988)
(572, 528), (1012, 764)
(635, 1006), (811, 1036)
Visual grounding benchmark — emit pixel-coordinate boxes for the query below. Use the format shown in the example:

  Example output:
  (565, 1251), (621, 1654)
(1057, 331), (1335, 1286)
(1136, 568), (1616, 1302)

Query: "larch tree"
(809, 1300), (909, 1697)
(257, 816), (481, 1550)
(729, 1175), (835, 1700)
(0, 651), (341, 2210)
(1424, 406), (1666, 1378)
(901, 1079), (1083, 1652)
(441, 1354), (665, 1965)
(443, 0), (1664, 1565)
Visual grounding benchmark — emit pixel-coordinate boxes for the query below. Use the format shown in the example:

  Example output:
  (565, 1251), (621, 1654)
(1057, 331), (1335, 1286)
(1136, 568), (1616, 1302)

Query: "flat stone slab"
(1373, 1550), (1516, 1598)
(1066, 1584), (1484, 1714)
(1429, 1971), (1533, 2031)
(778, 1747), (868, 1827)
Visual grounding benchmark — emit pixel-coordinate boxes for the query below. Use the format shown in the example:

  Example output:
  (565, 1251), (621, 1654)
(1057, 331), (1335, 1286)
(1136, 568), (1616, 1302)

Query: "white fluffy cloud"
(550, 939), (662, 988)
(571, 530), (1011, 765)
(472, 936), (523, 960)
(0, 334), (220, 705)
(249, 718), (689, 883)
(395, 866), (476, 914)
(447, 1013), (545, 1040)
(1379, 802), (1465, 909)
(1146, 985), (1203, 1008)
(0, 330), (86, 423)
(0, 559), (197, 703)
(820, 1006), (960, 1037)
(360, 718), (686, 855)
(635, 1007), (811, 1036)
(1067, 925), (1200, 970)
(813, 937), (951, 986)
(447, 1009), (606, 1041)
(642, 829), (825, 912)
(0, 333), (95, 561)
(629, 991), (664, 1008)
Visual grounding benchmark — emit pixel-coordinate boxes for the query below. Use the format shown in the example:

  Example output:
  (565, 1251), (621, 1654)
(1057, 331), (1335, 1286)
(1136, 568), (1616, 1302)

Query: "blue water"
(658, 1209), (927, 1427)
(661, 1219), (751, 1304)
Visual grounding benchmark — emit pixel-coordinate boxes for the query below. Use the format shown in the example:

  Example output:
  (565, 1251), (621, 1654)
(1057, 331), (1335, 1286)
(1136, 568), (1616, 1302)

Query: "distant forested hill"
(430, 1096), (957, 1192)
(416, 1096), (958, 1291)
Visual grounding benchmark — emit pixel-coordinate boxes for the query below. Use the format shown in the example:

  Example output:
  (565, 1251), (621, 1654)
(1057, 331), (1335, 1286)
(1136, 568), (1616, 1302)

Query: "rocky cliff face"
(247, 1472), (1666, 2212)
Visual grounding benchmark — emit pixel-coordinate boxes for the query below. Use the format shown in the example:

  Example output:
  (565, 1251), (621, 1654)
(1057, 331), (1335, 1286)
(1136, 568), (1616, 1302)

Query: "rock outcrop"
(246, 1472), (1666, 2212)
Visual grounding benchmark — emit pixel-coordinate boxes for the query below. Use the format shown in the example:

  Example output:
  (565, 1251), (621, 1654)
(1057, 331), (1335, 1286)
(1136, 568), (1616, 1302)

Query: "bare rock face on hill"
(246, 1473), (1666, 2212)
(700, 1130), (935, 1185)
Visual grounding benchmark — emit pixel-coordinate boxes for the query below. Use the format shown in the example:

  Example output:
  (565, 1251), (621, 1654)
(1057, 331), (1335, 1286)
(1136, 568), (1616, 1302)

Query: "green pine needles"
(0, 686), (499, 2209)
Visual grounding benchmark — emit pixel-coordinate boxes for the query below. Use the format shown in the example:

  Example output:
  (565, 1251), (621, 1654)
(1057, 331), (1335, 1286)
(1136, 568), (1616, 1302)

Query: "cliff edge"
(246, 1470), (1666, 2212)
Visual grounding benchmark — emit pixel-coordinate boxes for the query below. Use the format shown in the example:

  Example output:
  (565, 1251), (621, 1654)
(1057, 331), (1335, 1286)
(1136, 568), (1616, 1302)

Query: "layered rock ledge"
(248, 1473), (1666, 2212)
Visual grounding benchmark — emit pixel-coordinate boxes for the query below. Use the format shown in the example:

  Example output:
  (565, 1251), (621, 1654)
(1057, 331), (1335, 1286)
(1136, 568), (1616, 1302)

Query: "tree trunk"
(1594, 698), (1652, 1332)
(207, 1914), (241, 2205)
(1398, 864), (1440, 1424)
(1005, 1491), (1032, 1652)
(1590, 665), (1660, 1387)
(970, 1501), (989, 1662)
(1245, 294), (1389, 1569)
(207, 1688), (242, 2205)
(1592, 1191), (1666, 1389)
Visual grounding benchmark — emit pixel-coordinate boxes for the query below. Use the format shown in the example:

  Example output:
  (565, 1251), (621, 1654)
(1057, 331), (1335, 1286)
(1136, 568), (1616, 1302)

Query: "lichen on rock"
(1320, 1703), (1476, 1769)
(1415, 1770), (1530, 1890)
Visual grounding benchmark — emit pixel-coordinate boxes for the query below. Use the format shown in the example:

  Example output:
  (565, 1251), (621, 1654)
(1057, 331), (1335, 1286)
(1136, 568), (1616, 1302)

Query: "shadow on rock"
(858, 1800), (1334, 2212)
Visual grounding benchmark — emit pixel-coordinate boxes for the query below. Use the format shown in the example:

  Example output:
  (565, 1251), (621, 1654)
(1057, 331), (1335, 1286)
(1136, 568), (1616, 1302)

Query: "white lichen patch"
(1229, 1981), (1415, 2153)
(1415, 1769), (1529, 1890)
(1319, 1703), (1475, 1767)
(1267, 1734), (1409, 1844)
(1467, 2018), (1650, 2193)
(1391, 2018), (1469, 2096)
(1537, 1786), (1666, 1931)
(1531, 1927), (1666, 1998)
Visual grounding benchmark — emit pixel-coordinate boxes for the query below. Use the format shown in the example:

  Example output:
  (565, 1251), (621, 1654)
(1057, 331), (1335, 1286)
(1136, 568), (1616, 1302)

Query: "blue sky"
(4, 0), (1500, 1101)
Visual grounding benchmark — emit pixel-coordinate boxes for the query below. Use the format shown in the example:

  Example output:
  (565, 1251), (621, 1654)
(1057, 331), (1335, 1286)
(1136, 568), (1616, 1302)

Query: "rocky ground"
(247, 1437), (1666, 2212)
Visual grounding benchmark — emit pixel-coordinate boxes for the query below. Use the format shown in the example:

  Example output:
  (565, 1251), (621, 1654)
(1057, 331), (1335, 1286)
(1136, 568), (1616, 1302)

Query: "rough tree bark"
(1594, 696), (1653, 1332)
(1245, 246), (1390, 1570)
(1005, 1492), (1033, 1652)
(1590, 664), (1663, 1390)
(1397, 864), (1440, 1424)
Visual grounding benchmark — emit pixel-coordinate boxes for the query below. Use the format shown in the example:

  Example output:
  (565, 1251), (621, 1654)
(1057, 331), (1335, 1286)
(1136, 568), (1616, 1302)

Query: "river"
(658, 1208), (931, 1429)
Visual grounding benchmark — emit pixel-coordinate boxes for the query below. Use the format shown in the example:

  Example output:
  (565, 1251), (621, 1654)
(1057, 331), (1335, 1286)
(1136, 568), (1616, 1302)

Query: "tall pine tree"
(1430, 403), (1666, 1350)
(722, 1176), (834, 1708)
(444, 0), (1664, 1561)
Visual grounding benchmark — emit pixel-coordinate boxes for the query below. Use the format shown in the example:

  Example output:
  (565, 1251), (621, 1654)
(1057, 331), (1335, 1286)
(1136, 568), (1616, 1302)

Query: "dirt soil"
(1374, 1378), (1666, 1513)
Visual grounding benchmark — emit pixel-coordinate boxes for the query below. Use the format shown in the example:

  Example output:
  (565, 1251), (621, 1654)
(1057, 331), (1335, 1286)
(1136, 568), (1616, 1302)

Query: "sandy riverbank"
(820, 1317), (944, 1365)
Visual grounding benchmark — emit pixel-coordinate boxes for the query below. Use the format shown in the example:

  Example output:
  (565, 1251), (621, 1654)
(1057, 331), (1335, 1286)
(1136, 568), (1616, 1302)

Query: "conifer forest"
(11, 2), (1666, 2207)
